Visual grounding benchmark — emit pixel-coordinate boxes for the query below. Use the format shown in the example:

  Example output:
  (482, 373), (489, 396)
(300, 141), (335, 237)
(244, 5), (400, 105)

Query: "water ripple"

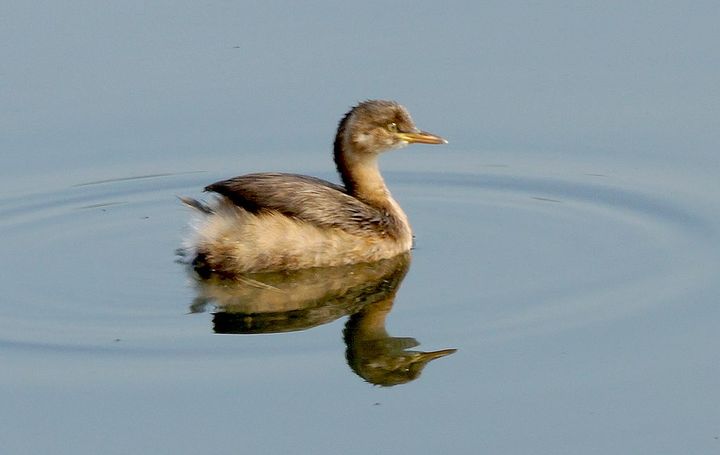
(0, 167), (716, 352)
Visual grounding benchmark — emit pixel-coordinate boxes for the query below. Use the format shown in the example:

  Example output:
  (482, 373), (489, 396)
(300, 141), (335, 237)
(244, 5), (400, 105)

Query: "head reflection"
(344, 299), (456, 386)
(187, 253), (455, 386)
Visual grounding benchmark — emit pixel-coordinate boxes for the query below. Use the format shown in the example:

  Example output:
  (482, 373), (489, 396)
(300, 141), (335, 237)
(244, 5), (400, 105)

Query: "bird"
(181, 100), (447, 276)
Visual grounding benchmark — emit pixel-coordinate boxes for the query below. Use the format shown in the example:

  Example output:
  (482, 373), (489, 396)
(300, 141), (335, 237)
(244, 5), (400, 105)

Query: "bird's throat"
(338, 153), (390, 206)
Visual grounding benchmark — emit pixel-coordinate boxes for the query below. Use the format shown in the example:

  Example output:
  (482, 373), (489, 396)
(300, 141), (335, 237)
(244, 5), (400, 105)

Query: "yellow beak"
(396, 131), (448, 145)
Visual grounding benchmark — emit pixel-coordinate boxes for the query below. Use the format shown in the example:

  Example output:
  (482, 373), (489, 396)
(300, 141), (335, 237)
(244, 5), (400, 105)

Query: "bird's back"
(204, 173), (399, 236)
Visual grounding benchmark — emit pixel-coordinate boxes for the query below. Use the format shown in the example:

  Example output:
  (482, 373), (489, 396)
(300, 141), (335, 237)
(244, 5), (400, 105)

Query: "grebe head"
(334, 100), (447, 159)
(333, 100), (446, 201)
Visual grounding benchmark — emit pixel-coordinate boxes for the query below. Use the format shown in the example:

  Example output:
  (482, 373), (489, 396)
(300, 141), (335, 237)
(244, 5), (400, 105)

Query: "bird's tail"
(178, 196), (214, 214)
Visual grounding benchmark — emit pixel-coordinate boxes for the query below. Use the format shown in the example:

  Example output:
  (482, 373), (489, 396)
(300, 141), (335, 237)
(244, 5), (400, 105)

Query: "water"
(2, 150), (718, 453)
(3, 2), (720, 454)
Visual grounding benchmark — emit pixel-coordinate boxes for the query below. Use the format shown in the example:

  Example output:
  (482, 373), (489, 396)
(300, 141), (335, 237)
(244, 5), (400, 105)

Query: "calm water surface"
(3, 1), (720, 453)
(1, 150), (718, 454)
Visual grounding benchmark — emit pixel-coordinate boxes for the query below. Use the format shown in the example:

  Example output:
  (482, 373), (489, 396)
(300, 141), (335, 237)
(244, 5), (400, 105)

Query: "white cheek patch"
(352, 131), (409, 151)
(355, 133), (373, 146)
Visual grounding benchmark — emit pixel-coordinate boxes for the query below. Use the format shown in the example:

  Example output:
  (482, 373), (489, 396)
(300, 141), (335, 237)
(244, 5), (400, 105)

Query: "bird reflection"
(344, 299), (456, 386)
(186, 253), (456, 386)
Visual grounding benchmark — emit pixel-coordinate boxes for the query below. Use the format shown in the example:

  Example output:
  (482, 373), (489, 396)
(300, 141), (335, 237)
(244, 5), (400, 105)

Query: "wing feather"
(204, 173), (388, 234)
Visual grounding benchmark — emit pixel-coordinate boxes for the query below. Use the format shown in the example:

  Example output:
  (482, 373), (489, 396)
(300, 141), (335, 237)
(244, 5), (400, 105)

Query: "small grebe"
(182, 100), (446, 275)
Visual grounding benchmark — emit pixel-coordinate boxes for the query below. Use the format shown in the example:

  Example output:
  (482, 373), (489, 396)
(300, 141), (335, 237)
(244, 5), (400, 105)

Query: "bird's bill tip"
(396, 131), (448, 145)
(417, 348), (458, 363)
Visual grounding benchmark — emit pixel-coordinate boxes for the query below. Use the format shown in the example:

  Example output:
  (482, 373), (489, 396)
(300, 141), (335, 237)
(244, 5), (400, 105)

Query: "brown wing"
(205, 173), (389, 234)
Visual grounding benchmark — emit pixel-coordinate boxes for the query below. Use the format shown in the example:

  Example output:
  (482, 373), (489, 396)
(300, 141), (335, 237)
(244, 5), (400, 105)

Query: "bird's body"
(182, 100), (446, 275)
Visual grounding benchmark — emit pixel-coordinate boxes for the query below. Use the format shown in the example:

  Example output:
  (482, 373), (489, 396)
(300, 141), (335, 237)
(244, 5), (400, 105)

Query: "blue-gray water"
(2, 2), (719, 454)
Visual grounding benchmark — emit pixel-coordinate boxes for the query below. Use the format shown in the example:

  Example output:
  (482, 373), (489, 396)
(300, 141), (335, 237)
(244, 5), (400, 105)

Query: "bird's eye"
(387, 122), (398, 133)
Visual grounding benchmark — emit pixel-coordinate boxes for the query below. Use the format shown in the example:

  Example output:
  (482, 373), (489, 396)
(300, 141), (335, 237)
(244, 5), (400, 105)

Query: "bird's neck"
(334, 133), (413, 246)
(336, 151), (389, 205)
(333, 116), (393, 209)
